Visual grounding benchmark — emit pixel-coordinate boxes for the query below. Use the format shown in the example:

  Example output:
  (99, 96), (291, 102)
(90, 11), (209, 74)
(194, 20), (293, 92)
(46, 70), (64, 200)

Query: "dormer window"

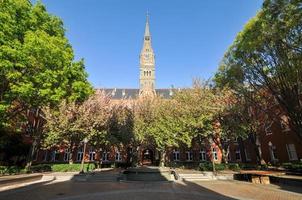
(280, 115), (290, 132)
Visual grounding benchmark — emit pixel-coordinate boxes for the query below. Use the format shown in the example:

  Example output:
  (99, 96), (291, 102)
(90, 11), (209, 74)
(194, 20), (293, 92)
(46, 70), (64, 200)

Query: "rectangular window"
(280, 115), (290, 132)
(212, 148), (218, 161)
(115, 151), (122, 161)
(235, 148), (241, 161)
(286, 144), (298, 161)
(89, 148), (96, 161)
(186, 151), (193, 161)
(77, 147), (83, 161)
(102, 151), (109, 161)
(199, 149), (206, 161)
(173, 150), (180, 161)
(245, 148), (251, 161)
(50, 150), (60, 162)
(64, 149), (70, 162)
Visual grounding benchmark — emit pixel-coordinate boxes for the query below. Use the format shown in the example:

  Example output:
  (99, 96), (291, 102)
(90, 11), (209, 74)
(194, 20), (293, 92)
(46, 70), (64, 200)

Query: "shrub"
(30, 164), (52, 173)
(215, 163), (226, 171)
(30, 163), (95, 173)
(51, 163), (95, 172)
(239, 163), (257, 170)
(199, 162), (213, 171)
(282, 162), (302, 173)
(227, 163), (240, 171)
(0, 166), (24, 175)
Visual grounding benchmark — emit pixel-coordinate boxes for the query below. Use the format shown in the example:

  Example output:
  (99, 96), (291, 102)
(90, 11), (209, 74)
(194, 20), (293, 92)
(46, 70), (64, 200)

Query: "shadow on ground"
(0, 167), (238, 200)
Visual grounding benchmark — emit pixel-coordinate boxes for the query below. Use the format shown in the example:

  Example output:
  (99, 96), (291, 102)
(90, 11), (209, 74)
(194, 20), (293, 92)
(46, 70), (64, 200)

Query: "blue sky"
(37, 0), (263, 88)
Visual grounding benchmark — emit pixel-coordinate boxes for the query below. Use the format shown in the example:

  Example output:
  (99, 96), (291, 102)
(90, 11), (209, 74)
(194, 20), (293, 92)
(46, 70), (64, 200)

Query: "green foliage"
(0, 166), (25, 175)
(0, 0), (92, 129)
(29, 164), (52, 173)
(214, 0), (302, 140)
(227, 163), (240, 171)
(0, 131), (30, 165)
(30, 163), (95, 173)
(282, 162), (302, 173)
(50, 163), (95, 172)
(0, 163), (96, 175)
(199, 162), (213, 171)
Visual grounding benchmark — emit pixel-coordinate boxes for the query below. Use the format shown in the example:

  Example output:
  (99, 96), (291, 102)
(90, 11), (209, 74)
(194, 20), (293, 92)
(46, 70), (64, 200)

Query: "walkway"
(0, 178), (301, 200)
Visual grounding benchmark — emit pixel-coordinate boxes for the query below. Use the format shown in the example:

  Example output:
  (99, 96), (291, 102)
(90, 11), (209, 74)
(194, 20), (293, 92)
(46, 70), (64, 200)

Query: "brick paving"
(0, 179), (301, 200)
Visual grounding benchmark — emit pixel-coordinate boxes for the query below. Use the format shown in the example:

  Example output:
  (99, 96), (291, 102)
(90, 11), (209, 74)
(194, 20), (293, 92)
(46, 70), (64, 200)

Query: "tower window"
(145, 36), (150, 41)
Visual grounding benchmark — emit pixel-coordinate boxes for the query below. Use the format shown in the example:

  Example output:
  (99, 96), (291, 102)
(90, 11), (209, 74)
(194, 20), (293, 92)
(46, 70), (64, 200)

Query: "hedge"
(0, 166), (26, 175)
(282, 162), (302, 173)
(30, 163), (96, 173)
(0, 163), (96, 175)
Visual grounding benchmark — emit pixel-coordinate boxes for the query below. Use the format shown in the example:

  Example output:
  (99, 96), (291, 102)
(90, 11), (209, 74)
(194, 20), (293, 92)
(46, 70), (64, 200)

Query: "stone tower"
(139, 13), (156, 96)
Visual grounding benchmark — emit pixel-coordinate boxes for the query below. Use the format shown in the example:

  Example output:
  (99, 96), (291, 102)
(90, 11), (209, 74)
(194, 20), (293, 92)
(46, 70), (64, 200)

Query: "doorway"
(142, 149), (154, 165)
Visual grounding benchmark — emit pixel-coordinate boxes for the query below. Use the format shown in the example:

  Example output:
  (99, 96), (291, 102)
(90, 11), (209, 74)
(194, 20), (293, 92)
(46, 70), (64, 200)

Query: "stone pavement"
(0, 178), (301, 200)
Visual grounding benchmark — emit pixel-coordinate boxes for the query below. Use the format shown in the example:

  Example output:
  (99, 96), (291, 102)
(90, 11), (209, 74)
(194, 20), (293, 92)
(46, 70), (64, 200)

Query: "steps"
(177, 172), (214, 181)
(85, 173), (119, 182)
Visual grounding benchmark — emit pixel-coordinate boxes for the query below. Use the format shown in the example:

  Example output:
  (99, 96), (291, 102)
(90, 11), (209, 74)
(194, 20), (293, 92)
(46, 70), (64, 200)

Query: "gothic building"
(29, 15), (301, 167)
(100, 14), (171, 100)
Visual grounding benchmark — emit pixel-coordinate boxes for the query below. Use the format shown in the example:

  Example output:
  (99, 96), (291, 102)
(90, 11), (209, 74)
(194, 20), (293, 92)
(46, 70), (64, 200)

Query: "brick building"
(31, 14), (301, 167)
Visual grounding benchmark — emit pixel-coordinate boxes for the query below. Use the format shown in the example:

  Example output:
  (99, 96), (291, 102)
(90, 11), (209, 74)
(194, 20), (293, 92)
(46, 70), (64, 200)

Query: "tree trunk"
(69, 143), (75, 164)
(25, 108), (42, 170)
(159, 150), (166, 167)
(219, 143), (229, 164)
(250, 133), (265, 165)
(25, 140), (36, 170)
(95, 148), (101, 169)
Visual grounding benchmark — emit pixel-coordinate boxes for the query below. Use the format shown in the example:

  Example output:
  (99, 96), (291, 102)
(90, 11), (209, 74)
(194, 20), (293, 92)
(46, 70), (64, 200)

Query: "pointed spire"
(144, 11), (151, 37)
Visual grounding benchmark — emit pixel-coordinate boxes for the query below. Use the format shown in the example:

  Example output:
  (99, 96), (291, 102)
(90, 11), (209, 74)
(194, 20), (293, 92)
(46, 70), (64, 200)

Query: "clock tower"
(139, 13), (156, 96)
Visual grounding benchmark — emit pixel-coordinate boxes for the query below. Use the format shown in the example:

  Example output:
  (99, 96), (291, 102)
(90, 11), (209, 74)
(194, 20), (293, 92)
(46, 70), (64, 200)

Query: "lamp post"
(80, 138), (89, 174)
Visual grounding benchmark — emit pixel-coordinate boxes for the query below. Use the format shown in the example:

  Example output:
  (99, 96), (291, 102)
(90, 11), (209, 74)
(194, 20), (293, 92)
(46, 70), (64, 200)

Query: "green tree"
(215, 0), (302, 141)
(0, 0), (92, 168)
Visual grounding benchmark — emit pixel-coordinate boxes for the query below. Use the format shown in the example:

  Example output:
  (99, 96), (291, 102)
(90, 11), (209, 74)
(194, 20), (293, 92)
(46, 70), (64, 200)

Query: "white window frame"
(64, 149), (70, 162)
(212, 148), (218, 161)
(286, 144), (298, 161)
(89, 148), (96, 161)
(77, 147), (84, 162)
(173, 150), (180, 161)
(235, 148), (241, 161)
(268, 143), (278, 161)
(115, 151), (122, 162)
(245, 148), (251, 161)
(199, 149), (206, 161)
(186, 151), (193, 161)
(102, 151), (109, 161)
(280, 116), (290, 132)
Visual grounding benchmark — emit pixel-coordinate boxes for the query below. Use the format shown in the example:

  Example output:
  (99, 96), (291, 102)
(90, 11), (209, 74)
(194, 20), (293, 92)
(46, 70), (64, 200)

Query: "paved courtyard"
(0, 178), (301, 200)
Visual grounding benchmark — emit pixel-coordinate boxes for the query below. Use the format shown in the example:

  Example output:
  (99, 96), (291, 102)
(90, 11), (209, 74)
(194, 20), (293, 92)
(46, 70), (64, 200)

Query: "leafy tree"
(215, 0), (302, 141)
(43, 91), (112, 164)
(0, 0), (92, 168)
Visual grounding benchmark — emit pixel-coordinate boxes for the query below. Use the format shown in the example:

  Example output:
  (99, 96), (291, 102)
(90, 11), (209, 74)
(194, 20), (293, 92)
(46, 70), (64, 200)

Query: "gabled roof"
(97, 88), (174, 99)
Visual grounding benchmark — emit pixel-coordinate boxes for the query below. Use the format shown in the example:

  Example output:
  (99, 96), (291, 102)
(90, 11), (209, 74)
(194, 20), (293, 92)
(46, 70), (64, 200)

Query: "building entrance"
(142, 149), (154, 165)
